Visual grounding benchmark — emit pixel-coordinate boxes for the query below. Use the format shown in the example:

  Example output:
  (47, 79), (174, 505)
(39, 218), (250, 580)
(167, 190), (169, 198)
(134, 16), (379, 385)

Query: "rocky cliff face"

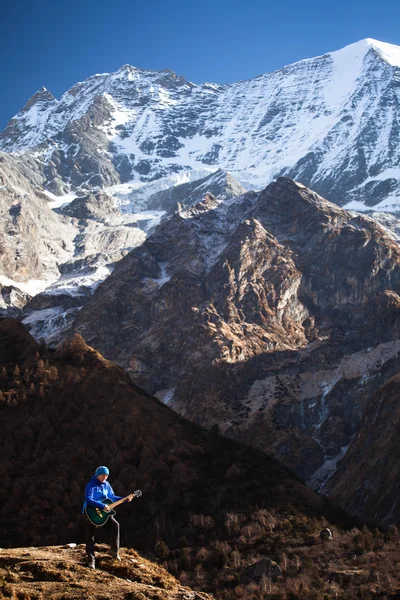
(0, 152), (155, 331)
(1, 39), (400, 209)
(73, 178), (400, 486)
(325, 373), (400, 526)
(0, 153), (76, 288)
(146, 168), (247, 214)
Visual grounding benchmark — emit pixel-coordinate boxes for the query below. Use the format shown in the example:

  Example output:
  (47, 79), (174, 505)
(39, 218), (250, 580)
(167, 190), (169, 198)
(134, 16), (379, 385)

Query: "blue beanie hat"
(95, 466), (109, 476)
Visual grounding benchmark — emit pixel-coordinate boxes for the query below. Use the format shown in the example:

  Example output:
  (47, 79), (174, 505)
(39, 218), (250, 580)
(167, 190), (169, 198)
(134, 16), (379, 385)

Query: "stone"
(319, 528), (333, 541)
(242, 558), (282, 581)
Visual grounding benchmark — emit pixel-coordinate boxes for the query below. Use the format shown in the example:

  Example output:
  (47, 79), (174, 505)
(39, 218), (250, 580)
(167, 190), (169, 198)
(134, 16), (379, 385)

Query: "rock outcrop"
(0, 153), (76, 284)
(146, 169), (247, 214)
(0, 545), (211, 600)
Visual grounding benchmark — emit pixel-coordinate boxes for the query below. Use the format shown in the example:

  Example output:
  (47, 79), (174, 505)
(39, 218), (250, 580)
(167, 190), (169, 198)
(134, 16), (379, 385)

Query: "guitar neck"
(108, 495), (131, 509)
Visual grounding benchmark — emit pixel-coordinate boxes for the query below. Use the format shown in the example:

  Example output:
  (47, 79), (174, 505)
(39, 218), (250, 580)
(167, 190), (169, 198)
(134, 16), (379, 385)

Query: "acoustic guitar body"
(85, 498), (116, 527)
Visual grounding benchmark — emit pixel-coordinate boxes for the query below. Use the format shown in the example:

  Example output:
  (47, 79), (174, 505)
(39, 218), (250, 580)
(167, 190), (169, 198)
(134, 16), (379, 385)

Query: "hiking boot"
(87, 556), (95, 569)
(109, 550), (121, 560)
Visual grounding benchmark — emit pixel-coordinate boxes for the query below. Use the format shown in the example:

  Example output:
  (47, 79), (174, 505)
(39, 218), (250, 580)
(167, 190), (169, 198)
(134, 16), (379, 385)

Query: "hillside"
(3, 318), (400, 598)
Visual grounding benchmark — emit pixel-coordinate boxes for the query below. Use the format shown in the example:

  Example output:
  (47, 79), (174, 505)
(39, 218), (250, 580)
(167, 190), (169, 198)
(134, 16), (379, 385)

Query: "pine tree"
(36, 359), (45, 378)
(0, 366), (7, 383)
(49, 366), (59, 381)
(13, 364), (21, 383)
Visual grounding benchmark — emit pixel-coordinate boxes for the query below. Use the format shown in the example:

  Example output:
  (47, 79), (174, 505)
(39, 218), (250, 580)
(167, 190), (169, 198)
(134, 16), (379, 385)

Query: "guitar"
(85, 490), (142, 527)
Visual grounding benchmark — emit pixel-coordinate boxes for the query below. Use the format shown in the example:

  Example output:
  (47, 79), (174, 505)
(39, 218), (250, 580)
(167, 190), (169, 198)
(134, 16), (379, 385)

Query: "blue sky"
(1, 0), (399, 130)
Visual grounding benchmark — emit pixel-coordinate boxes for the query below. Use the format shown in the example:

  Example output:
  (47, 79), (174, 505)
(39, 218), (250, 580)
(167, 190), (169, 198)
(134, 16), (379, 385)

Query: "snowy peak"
(357, 38), (400, 67)
(311, 38), (400, 69)
(146, 169), (247, 213)
(108, 63), (190, 86)
(1, 37), (400, 210)
(0, 86), (58, 152)
(21, 86), (57, 110)
(112, 64), (139, 80)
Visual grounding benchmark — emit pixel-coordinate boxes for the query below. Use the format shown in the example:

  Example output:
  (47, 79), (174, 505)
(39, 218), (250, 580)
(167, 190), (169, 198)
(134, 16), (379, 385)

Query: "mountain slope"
(325, 373), (400, 526)
(0, 152), (77, 307)
(6, 319), (400, 599)
(1, 316), (347, 546)
(1, 39), (400, 208)
(72, 178), (400, 488)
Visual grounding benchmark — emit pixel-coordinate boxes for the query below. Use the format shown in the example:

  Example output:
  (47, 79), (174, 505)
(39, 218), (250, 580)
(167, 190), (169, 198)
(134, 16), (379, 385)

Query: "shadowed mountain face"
(325, 374), (400, 526)
(73, 178), (400, 490)
(0, 318), (350, 547)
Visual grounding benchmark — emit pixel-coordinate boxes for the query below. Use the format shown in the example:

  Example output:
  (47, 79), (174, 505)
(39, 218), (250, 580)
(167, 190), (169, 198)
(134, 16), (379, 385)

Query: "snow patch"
(0, 275), (57, 297)
(43, 190), (78, 209)
(155, 388), (175, 406)
(308, 444), (351, 492)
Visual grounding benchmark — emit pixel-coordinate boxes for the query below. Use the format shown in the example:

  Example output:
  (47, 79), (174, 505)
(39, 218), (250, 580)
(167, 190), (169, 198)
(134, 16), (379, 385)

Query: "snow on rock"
(43, 190), (79, 209)
(308, 444), (351, 492)
(145, 263), (171, 287)
(22, 306), (82, 344)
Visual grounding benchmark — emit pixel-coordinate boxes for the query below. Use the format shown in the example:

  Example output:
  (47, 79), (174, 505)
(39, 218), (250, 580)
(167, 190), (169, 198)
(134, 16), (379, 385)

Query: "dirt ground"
(0, 544), (212, 600)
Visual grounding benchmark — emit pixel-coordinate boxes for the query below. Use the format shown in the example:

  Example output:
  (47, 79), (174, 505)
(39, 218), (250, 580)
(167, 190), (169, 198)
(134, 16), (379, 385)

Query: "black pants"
(85, 516), (120, 558)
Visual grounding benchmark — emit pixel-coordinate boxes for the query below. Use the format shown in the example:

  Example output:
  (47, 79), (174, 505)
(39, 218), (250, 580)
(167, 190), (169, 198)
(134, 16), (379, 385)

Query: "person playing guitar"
(82, 465), (140, 569)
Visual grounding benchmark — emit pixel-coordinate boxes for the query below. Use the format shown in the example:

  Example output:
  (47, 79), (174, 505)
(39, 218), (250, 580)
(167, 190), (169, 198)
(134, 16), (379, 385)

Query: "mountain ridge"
(1, 37), (400, 210)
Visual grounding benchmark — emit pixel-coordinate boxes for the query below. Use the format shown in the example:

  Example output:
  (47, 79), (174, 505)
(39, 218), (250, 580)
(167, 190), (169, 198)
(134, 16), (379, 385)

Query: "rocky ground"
(0, 544), (210, 600)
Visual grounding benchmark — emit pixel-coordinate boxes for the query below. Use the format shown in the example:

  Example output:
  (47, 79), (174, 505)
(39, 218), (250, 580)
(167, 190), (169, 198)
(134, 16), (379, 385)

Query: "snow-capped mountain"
(3, 39), (400, 523)
(1, 38), (400, 210)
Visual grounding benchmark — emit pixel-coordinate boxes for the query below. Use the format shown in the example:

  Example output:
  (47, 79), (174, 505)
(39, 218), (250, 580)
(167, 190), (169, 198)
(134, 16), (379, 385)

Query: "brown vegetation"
(1, 318), (400, 599)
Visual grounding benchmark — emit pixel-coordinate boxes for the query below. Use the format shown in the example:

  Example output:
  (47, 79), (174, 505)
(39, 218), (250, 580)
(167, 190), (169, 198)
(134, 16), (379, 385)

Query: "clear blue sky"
(1, 0), (399, 130)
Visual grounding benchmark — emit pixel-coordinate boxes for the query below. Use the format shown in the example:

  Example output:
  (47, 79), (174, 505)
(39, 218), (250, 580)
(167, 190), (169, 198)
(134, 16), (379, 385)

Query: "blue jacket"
(82, 475), (123, 513)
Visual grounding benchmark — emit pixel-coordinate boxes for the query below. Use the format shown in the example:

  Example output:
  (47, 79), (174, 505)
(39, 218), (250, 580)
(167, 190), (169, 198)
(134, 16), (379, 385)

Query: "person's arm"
(85, 482), (107, 510)
(107, 482), (124, 503)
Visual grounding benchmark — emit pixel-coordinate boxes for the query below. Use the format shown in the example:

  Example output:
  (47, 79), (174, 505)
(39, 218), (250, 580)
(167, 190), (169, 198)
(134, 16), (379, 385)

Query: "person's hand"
(127, 494), (134, 502)
(103, 505), (111, 512)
